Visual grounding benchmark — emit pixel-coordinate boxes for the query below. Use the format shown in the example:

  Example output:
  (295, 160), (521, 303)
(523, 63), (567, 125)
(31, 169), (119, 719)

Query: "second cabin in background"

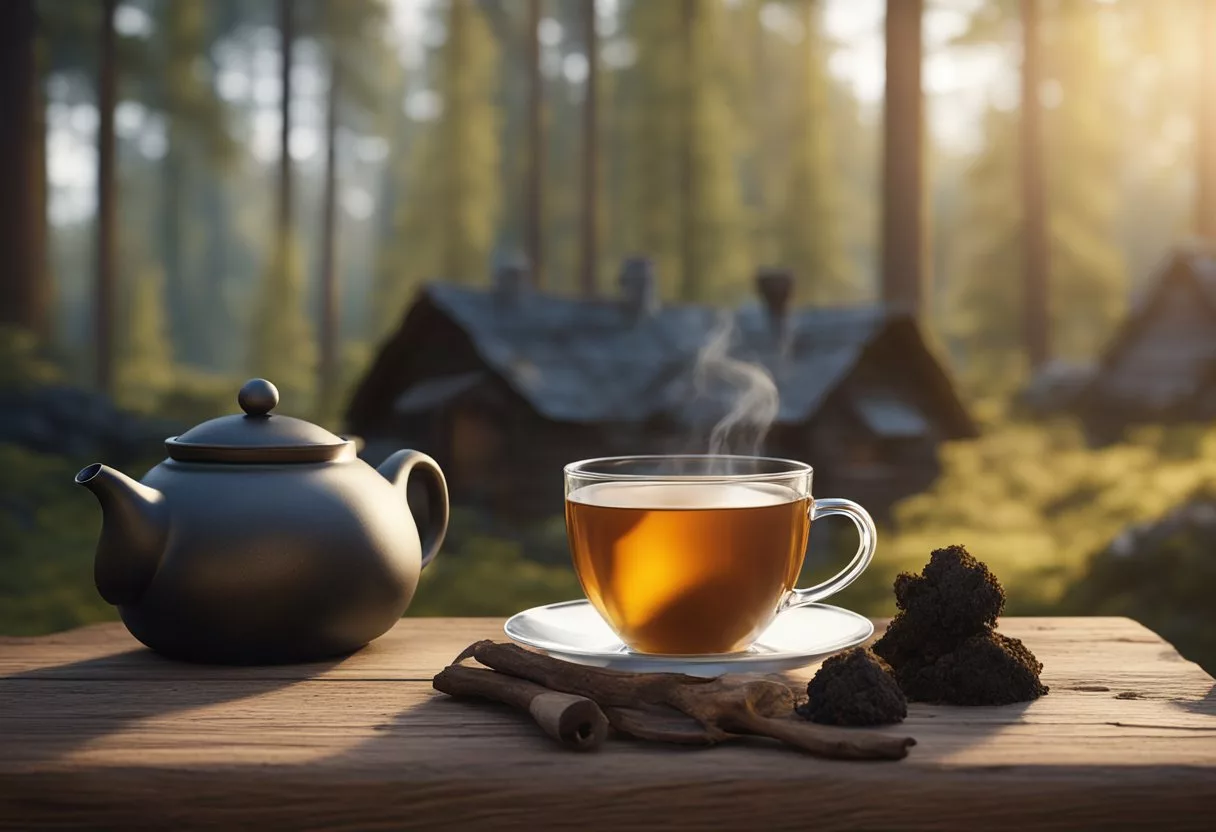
(347, 261), (976, 522)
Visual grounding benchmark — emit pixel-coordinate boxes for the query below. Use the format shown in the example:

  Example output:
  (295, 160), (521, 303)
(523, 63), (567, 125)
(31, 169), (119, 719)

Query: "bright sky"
(47, 0), (1010, 226)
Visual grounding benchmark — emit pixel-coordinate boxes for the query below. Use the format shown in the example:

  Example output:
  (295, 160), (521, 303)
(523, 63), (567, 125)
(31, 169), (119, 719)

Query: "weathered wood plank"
(0, 616), (1203, 685)
(1, 617), (1214, 831)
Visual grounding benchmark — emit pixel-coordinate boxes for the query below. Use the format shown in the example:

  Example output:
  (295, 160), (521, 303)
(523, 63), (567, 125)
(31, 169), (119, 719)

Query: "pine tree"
(881, 0), (926, 316)
(623, 0), (745, 302)
(115, 260), (174, 414)
(248, 0), (316, 410)
(314, 0), (391, 421)
(0, 0), (50, 339)
(1199, 0), (1216, 238)
(948, 0), (1127, 388)
(157, 0), (233, 367)
(371, 0), (500, 336)
(96, 0), (119, 395)
(775, 0), (854, 304)
(580, 0), (600, 296)
(248, 231), (316, 407)
(436, 0), (502, 283)
(682, 0), (747, 303)
(620, 0), (682, 289)
(947, 105), (1023, 390)
(1045, 0), (1126, 361)
(371, 115), (420, 340)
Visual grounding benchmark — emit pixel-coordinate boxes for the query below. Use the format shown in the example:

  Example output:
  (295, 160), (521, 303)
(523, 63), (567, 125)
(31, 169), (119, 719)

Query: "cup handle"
(782, 497), (877, 609)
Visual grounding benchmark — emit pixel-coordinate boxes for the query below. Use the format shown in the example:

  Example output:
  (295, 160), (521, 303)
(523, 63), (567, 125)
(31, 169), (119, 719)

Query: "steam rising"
(693, 314), (779, 457)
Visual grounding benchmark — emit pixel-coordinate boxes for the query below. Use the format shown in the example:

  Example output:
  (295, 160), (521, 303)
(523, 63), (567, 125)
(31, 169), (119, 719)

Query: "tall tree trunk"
(880, 0), (924, 316)
(525, 0), (544, 288)
(1021, 0), (1050, 368)
(1199, 0), (1216, 239)
(0, 0), (50, 337)
(318, 58), (340, 417)
(679, 0), (697, 300)
(751, 0), (771, 264)
(278, 0), (295, 260)
(579, 0), (599, 297)
(96, 0), (119, 394)
(161, 135), (186, 354)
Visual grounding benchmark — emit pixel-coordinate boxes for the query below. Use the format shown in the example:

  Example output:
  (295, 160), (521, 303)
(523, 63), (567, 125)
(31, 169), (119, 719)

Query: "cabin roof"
(1081, 243), (1216, 414)
(350, 282), (975, 438)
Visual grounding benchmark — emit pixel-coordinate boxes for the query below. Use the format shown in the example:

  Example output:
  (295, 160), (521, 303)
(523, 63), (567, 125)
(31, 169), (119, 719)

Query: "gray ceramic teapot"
(75, 378), (448, 665)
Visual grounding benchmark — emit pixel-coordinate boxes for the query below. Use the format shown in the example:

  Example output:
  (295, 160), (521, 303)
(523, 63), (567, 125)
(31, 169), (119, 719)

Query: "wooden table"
(1, 617), (1214, 831)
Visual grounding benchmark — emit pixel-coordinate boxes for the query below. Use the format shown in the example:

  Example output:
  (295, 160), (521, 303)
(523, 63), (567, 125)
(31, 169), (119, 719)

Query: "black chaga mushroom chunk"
(871, 613), (954, 671)
(896, 631), (1049, 706)
(796, 647), (907, 726)
(893, 544), (1006, 638)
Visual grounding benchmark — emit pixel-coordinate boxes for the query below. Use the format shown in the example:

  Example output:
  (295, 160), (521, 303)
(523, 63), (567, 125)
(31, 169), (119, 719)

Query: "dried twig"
(433, 664), (609, 751)
(603, 706), (721, 745)
(455, 641), (915, 761)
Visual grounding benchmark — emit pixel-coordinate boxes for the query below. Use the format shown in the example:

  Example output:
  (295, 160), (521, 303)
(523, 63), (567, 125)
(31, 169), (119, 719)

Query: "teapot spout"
(75, 464), (169, 606)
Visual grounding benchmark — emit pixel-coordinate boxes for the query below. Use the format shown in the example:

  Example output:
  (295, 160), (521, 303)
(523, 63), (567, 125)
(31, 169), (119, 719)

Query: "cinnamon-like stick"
(434, 664), (609, 751)
(456, 641), (915, 761)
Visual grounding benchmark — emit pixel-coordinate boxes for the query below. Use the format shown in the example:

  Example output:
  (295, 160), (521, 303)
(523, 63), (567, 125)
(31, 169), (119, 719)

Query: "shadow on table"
(1174, 683), (1216, 717)
(0, 650), (341, 764)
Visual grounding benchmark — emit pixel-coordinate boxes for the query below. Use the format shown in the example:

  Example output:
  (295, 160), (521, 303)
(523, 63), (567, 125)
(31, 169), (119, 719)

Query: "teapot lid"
(164, 379), (350, 463)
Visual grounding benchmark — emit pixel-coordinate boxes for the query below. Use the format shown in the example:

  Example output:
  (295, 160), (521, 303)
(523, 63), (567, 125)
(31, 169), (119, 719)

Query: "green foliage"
(407, 537), (583, 617)
(0, 445), (114, 636)
(877, 421), (1216, 615)
(114, 260), (174, 413)
(154, 367), (240, 424)
(0, 325), (62, 389)
(1059, 501), (1216, 673)
(248, 230), (317, 410)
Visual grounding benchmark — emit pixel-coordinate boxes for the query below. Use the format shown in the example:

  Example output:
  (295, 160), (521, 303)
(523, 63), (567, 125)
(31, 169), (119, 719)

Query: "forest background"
(3, 0), (1214, 673)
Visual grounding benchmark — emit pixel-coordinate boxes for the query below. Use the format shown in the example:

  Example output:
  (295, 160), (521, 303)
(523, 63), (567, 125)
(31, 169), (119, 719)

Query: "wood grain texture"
(1, 617), (1214, 831)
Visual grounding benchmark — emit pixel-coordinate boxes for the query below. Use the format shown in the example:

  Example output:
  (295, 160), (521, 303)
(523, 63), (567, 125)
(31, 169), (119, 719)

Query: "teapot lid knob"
(238, 378), (279, 417)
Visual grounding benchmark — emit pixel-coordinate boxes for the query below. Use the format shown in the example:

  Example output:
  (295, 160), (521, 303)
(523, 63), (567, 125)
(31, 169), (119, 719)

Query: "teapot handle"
(379, 450), (449, 568)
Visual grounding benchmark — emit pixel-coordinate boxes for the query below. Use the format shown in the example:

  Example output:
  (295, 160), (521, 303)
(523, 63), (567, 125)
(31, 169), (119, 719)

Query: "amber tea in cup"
(565, 456), (877, 656)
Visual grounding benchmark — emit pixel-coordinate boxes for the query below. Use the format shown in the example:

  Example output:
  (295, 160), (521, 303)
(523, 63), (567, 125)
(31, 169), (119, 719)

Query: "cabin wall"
(800, 407), (939, 521)
(347, 303), (486, 439)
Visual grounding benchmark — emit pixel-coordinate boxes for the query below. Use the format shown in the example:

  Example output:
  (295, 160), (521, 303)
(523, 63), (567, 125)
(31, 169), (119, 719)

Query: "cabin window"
(853, 393), (930, 440)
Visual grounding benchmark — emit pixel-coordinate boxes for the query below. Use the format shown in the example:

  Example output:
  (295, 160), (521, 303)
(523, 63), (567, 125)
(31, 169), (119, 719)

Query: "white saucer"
(503, 600), (874, 676)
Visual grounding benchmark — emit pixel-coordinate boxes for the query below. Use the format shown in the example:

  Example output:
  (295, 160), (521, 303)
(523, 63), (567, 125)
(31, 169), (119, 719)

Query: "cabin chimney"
(493, 255), (531, 304)
(619, 256), (659, 317)
(755, 267), (793, 332)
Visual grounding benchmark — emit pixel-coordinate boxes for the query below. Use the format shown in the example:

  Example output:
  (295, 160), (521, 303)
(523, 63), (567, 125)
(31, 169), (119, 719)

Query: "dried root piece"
(449, 641), (916, 760)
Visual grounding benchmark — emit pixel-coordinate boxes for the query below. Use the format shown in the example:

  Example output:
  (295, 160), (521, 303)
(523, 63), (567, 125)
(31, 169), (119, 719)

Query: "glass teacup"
(565, 455), (877, 656)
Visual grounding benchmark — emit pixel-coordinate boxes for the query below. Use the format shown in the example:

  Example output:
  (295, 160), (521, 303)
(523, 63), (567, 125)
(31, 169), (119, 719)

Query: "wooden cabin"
(346, 265), (976, 522)
(1072, 245), (1216, 444)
